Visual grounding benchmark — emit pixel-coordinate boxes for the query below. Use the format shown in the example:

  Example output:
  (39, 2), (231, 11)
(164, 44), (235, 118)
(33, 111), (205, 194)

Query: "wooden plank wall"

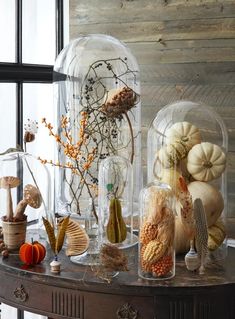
(69, 0), (235, 217)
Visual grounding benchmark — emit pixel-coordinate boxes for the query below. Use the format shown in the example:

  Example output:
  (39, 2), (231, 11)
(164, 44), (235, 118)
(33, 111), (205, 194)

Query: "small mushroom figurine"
(0, 176), (21, 222)
(15, 184), (42, 221)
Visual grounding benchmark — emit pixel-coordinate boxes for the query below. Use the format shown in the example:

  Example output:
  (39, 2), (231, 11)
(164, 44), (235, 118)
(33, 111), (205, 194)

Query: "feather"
(42, 217), (56, 254)
(56, 216), (70, 254)
(193, 198), (208, 274)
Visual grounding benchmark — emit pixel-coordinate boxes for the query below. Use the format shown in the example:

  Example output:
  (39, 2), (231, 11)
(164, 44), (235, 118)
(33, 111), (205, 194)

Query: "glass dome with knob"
(0, 151), (52, 250)
(98, 155), (138, 249)
(53, 34), (141, 265)
(147, 101), (228, 266)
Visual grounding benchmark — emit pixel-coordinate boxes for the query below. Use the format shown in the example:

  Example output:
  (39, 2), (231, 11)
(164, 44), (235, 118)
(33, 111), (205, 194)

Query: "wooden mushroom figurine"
(0, 176), (21, 222)
(14, 184), (42, 221)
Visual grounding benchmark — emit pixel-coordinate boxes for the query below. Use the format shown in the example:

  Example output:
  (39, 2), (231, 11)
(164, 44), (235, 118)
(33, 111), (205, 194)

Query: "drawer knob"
(13, 285), (28, 302)
(116, 303), (138, 319)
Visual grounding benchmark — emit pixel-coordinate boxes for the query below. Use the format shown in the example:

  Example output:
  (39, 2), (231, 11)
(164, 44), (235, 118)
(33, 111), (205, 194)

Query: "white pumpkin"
(175, 216), (190, 254)
(187, 142), (226, 182)
(188, 181), (224, 227)
(166, 121), (201, 151)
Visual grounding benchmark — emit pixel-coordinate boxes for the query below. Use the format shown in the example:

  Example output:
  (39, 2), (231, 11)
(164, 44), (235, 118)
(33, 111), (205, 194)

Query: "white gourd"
(187, 142), (226, 182)
(166, 121), (201, 151)
(188, 181), (224, 227)
(157, 141), (188, 168)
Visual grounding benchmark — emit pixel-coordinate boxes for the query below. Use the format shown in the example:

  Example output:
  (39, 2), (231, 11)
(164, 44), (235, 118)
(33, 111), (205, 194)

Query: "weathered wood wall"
(69, 0), (235, 217)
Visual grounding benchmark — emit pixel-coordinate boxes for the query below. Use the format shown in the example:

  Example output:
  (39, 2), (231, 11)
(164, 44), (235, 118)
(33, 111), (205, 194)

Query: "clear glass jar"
(53, 34), (142, 223)
(98, 155), (138, 248)
(147, 101), (228, 260)
(138, 181), (175, 280)
(0, 151), (51, 230)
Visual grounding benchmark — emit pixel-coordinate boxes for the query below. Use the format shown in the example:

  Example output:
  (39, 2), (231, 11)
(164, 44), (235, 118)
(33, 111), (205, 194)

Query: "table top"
(0, 243), (235, 297)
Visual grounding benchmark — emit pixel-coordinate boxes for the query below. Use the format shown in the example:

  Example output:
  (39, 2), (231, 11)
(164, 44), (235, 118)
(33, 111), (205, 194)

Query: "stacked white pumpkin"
(156, 121), (227, 255)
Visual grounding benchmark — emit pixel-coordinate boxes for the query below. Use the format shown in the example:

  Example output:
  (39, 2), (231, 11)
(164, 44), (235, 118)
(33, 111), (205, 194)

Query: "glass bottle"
(98, 155), (137, 248)
(138, 181), (175, 280)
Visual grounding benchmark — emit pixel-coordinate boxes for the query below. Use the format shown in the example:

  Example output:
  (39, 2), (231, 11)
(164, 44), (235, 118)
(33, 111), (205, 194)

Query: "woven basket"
(2, 220), (27, 251)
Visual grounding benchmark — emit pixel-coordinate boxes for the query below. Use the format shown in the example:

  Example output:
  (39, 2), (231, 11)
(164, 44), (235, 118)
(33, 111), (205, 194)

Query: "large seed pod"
(106, 198), (127, 244)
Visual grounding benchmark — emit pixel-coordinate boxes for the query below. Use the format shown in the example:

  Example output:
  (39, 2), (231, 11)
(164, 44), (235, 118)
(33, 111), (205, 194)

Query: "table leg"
(17, 309), (24, 319)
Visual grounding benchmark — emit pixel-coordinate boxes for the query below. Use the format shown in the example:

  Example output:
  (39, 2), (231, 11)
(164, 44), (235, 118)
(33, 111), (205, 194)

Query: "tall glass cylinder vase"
(138, 181), (175, 280)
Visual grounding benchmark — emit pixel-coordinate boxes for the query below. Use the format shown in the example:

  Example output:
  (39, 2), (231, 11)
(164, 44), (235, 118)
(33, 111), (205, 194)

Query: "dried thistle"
(101, 87), (137, 118)
(24, 119), (38, 146)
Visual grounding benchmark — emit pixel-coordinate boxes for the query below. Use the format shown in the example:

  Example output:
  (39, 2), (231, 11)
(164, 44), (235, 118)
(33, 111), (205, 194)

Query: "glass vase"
(138, 180), (175, 280)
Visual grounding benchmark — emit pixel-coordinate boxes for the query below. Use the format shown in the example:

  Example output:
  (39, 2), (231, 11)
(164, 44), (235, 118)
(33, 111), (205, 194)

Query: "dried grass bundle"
(100, 244), (128, 272)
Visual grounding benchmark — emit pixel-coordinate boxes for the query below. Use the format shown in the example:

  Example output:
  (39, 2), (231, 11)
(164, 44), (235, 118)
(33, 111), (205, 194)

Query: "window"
(0, 1), (67, 318)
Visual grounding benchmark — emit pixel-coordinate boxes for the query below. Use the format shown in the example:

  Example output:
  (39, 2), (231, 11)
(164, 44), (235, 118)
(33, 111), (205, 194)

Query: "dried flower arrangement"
(40, 57), (139, 221)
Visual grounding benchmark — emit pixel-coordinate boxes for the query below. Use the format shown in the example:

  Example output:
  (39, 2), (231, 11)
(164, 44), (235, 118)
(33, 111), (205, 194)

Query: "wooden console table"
(0, 246), (234, 319)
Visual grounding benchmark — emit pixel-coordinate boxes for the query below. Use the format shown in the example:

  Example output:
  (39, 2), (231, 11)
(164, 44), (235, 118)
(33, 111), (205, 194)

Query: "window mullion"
(16, 0), (22, 64)
(56, 0), (64, 56)
(16, 0), (23, 148)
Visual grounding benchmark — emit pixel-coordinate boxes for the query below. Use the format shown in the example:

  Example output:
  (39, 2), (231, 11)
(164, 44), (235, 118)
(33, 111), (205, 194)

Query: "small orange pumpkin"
(19, 241), (46, 265)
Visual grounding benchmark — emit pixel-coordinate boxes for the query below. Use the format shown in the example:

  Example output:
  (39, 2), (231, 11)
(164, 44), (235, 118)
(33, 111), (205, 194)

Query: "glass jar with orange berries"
(138, 180), (175, 280)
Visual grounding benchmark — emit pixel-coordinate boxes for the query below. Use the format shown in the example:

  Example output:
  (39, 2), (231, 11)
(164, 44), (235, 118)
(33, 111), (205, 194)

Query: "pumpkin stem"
(181, 136), (189, 142)
(202, 161), (213, 168)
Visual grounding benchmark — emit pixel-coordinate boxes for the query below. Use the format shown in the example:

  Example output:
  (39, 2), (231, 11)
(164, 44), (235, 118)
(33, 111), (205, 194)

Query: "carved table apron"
(0, 247), (234, 319)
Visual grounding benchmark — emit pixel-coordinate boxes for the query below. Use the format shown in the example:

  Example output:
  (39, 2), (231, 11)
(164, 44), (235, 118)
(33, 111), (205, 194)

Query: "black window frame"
(0, 2), (64, 317)
(0, 0), (64, 150)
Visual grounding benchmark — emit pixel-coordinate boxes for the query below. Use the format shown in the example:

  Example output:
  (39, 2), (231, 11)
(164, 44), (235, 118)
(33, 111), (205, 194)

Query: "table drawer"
(0, 274), (51, 313)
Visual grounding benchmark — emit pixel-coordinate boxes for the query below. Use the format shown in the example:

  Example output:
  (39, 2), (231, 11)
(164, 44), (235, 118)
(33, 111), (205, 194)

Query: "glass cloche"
(53, 34), (142, 224)
(0, 152), (52, 231)
(98, 155), (138, 249)
(147, 101), (228, 262)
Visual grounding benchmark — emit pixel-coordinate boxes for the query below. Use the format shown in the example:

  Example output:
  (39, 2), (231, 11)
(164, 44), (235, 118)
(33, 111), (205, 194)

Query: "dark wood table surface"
(0, 242), (235, 319)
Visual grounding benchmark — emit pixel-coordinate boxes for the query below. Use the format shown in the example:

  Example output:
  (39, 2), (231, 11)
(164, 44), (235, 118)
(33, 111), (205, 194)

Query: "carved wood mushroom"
(14, 184), (42, 221)
(0, 176), (21, 222)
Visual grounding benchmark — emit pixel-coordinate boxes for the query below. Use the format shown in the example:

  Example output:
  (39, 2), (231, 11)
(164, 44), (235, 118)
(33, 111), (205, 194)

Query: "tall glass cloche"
(53, 34), (141, 225)
(148, 101), (228, 261)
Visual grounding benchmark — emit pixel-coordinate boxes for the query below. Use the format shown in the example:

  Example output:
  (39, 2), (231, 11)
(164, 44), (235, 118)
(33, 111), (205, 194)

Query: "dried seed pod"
(142, 239), (166, 264)
(101, 87), (137, 118)
(106, 198), (127, 244)
(151, 255), (173, 277)
(139, 222), (158, 245)
(140, 245), (152, 272)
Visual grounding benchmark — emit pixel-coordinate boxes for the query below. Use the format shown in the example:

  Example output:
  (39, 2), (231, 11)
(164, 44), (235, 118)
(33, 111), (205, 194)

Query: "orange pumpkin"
(19, 241), (46, 265)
